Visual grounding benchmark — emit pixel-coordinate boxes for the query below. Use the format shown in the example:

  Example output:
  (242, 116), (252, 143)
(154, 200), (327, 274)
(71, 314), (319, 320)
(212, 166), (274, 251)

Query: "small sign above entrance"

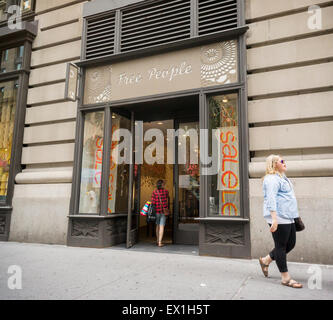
(83, 40), (238, 105)
(64, 62), (79, 102)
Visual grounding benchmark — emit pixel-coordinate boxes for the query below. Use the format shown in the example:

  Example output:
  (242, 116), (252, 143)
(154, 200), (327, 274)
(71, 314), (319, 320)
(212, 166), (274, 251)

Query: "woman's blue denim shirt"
(263, 173), (299, 220)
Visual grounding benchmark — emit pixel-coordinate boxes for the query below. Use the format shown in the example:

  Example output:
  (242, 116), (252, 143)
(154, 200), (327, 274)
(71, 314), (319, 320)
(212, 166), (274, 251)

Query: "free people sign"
(84, 40), (238, 104)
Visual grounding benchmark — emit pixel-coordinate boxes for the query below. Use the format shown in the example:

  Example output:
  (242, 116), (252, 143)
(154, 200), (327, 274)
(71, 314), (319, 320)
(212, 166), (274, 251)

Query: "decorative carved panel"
(205, 223), (244, 245)
(106, 218), (127, 236)
(200, 40), (237, 87)
(106, 220), (116, 235)
(71, 220), (99, 238)
(0, 216), (5, 235)
(84, 66), (112, 105)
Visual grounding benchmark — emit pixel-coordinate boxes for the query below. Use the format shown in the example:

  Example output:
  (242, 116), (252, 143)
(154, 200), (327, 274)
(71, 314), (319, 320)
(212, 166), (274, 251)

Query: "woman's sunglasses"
(280, 159), (286, 164)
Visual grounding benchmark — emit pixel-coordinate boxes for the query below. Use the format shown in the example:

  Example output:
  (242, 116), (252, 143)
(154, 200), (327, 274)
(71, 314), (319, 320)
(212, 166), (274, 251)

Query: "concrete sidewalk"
(0, 242), (332, 300)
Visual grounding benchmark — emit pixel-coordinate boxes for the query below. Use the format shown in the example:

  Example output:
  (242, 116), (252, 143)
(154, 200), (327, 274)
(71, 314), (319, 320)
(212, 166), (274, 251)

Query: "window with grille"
(198, 0), (238, 36)
(121, 0), (191, 53)
(83, 0), (239, 60)
(85, 13), (116, 60)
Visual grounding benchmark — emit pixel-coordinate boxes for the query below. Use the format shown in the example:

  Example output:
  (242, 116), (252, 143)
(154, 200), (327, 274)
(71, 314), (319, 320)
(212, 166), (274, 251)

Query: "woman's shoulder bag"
(294, 217), (305, 232)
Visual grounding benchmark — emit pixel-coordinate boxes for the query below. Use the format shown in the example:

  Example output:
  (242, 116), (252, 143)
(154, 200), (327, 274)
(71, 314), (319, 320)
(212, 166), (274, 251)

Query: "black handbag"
(146, 203), (156, 223)
(294, 217), (305, 232)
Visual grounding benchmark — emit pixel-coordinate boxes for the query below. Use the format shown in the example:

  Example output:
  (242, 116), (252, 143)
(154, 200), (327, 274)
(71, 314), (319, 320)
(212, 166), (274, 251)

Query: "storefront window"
(108, 113), (131, 214)
(0, 0), (34, 22)
(79, 111), (105, 214)
(0, 80), (18, 201)
(0, 46), (24, 74)
(178, 122), (200, 224)
(208, 93), (240, 217)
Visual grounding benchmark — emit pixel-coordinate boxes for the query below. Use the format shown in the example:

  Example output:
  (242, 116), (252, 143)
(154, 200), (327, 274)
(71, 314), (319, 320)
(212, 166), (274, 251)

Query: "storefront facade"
(2, 0), (333, 265)
(67, 0), (251, 258)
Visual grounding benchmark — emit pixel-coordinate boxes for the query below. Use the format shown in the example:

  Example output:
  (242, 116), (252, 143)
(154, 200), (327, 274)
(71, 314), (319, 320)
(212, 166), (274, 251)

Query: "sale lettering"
(93, 137), (103, 187)
(218, 127), (240, 216)
(108, 121), (119, 214)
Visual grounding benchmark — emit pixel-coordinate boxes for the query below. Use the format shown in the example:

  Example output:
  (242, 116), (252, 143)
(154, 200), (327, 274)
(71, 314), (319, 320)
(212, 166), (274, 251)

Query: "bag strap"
(157, 190), (165, 214)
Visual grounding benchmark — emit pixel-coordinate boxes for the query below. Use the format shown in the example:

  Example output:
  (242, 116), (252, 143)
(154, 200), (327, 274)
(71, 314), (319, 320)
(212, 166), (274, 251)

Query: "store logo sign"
(64, 63), (79, 101)
(83, 40), (238, 104)
(118, 61), (193, 86)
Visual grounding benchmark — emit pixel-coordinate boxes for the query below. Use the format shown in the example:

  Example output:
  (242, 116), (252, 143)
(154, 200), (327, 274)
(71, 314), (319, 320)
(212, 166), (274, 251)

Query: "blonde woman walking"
(259, 155), (303, 288)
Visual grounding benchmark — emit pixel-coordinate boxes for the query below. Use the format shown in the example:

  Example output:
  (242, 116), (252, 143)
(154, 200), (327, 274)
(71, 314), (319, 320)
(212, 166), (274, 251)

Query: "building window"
(0, 80), (18, 200)
(18, 45), (24, 58)
(207, 93), (240, 217)
(20, 0), (32, 12)
(0, 45), (24, 73)
(79, 111), (105, 214)
(0, 0), (35, 22)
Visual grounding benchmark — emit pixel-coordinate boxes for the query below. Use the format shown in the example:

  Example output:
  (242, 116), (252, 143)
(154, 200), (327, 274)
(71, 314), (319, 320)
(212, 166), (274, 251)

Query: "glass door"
(109, 109), (138, 248)
(173, 120), (200, 245)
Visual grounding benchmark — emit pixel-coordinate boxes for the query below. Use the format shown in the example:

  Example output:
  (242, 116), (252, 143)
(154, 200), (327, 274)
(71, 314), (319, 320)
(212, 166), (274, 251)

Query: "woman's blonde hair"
(265, 154), (281, 176)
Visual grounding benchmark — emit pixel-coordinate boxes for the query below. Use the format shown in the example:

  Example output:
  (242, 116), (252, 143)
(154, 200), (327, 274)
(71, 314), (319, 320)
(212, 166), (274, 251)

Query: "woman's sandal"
(281, 279), (303, 289)
(259, 257), (269, 277)
(158, 242), (165, 247)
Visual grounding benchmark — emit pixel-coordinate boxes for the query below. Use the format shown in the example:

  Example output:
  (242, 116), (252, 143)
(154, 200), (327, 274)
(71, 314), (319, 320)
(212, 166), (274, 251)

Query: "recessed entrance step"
(109, 242), (199, 256)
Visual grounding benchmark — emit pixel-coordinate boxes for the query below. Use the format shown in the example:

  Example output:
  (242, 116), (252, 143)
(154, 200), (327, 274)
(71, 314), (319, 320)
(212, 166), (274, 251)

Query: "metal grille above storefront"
(198, 0), (238, 36)
(121, 0), (191, 52)
(85, 13), (116, 59)
(83, 0), (239, 60)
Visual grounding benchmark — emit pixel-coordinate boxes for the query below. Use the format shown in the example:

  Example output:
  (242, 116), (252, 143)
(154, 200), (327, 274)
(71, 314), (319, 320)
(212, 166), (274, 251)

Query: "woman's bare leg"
(156, 225), (159, 244)
(262, 254), (273, 266)
(261, 254), (273, 274)
(263, 254), (295, 284)
(158, 225), (165, 244)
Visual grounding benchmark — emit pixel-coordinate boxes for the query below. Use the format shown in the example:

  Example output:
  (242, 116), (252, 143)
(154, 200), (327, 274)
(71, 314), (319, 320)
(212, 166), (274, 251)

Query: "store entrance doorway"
(138, 120), (174, 245)
(136, 118), (200, 246)
(117, 94), (200, 248)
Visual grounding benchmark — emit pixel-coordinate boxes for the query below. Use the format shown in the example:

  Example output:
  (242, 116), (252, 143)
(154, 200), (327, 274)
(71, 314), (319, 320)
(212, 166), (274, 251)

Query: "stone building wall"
(9, 0), (88, 244)
(246, 0), (333, 264)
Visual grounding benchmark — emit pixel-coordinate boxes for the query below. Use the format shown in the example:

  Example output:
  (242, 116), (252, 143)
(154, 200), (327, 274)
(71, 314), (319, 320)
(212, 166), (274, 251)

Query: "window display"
(208, 93), (240, 216)
(178, 122), (200, 225)
(79, 111), (105, 214)
(108, 113), (131, 214)
(0, 80), (18, 200)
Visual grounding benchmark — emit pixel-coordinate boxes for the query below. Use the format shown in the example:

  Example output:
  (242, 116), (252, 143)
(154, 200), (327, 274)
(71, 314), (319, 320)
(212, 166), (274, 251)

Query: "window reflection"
(178, 122), (200, 225)
(0, 0), (34, 22)
(108, 113), (130, 214)
(0, 46), (24, 74)
(79, 111), (105, 214)
(0, 80), (18, 200)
